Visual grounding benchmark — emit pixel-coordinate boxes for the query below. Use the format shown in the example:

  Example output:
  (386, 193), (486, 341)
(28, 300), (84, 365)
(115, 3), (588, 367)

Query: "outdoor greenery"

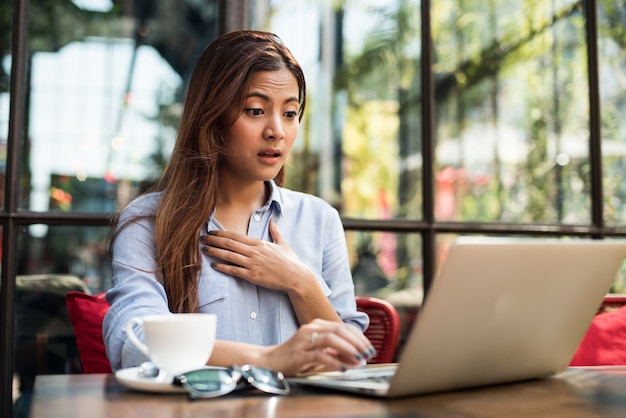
(302, 0), (626, 292)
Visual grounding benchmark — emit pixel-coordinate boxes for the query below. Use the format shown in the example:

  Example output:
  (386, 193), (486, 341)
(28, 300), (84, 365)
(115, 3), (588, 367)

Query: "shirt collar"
(207, 180), (284, 232)
(265, 180), (284, 217)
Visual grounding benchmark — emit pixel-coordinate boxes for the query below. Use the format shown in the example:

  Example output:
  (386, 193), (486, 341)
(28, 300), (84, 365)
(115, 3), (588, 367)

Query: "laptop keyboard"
(326, 366), (397, 382)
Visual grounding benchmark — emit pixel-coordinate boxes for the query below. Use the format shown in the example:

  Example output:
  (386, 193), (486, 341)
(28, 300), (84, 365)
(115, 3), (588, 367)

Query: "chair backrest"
(65, 291), (112, 373)
(598, 294), (626, 313)
(356, 296), (401, 364)
(15, 275), (89, 376)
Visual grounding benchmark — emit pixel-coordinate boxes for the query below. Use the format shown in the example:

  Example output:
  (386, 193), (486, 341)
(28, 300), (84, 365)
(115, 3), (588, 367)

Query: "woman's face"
(220, 68), (300, 184)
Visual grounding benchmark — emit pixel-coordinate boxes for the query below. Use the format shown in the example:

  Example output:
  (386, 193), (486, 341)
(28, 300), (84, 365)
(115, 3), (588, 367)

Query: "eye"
(245, 108), (264, 116)
(284, 111), (298, 120)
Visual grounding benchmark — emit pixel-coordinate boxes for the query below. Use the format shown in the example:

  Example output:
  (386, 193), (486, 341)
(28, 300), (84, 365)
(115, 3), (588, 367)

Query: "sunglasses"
(173, 365), (290, 399)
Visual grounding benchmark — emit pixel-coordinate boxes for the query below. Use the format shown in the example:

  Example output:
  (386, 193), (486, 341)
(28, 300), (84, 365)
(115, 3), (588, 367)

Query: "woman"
(103, 30), (373, 377)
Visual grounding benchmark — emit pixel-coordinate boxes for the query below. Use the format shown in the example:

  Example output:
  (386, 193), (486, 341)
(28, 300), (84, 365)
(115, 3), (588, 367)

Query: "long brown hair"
(111, 30), (306, 313)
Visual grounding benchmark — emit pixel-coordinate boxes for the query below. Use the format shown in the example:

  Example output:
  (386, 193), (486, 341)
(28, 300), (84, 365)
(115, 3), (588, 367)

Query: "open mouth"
(258, 150), (281, 158)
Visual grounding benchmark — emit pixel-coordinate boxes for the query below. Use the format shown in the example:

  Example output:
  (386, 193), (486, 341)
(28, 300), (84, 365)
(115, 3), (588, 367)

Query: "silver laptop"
(291, 237), (626, 398)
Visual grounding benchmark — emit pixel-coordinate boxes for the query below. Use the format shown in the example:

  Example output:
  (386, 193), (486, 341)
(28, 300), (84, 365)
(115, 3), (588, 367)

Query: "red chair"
(356, 296), (401, 364)
(597, 294), (626, 313)
(570, 294), (626, 366)
(65, 291), (112, 373)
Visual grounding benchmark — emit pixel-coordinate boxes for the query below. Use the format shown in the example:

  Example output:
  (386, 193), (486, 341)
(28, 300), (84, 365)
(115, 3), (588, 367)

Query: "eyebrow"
(247, 92), (299, 105)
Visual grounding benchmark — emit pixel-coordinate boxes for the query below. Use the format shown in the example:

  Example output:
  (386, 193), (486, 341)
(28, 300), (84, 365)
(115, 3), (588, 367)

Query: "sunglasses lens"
(177, 365), (290, 399)
(238, 365), (290, 395)
(179, 368), (239, 399)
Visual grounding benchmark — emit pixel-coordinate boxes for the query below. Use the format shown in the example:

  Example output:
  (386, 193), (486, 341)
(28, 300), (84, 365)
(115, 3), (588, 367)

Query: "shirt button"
(253, 214), (260, 221)
(250, 312), (258, 319)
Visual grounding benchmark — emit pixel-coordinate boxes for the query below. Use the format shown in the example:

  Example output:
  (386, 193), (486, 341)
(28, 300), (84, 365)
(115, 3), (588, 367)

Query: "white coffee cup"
(125, 313), (217, 376)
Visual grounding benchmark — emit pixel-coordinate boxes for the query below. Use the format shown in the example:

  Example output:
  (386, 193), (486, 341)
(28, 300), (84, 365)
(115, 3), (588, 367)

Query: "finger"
(206, 247), (248, 267)
(210, 255), (282, 291)
(304, 342), (367, 373)
(342, 323), (377, 359)
(311, 319), (375, 359)
(268, 219), (284, 244)
(203, 230), (259, 246)
(297, 336), (346, 374)
(305, 322), (375, 367)
(309, 348), (347, 372)
(310, 331), (365, 367)
(202, 235), (262, 260)
(210, 260), (252, 279)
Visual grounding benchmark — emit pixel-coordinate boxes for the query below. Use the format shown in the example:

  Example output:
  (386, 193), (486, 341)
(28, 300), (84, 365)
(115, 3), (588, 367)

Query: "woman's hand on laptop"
(261, 319), (376, 377)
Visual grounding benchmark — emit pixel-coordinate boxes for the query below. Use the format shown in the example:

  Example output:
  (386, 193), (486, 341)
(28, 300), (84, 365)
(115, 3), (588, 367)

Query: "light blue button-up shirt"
(103, 181), (369, 371)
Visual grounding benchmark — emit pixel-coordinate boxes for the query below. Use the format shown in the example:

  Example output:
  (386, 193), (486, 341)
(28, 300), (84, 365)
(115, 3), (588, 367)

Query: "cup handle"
(125, 317), (150, 357)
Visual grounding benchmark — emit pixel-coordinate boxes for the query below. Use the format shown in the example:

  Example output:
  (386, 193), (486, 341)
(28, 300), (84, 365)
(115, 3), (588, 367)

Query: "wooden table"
(28, 367), (626, 418)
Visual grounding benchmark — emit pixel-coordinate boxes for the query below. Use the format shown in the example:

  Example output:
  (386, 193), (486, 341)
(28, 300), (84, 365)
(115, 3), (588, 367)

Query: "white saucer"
(115, 367), (186, 393)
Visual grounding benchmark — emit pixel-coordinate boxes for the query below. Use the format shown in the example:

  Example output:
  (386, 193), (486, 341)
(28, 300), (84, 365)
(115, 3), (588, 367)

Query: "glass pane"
(599, 0), (626, 226)
(23, 1), (220, 213)
(347, 230), (423, 355)
(347, 230), (423, 300)
(433, 0), (590, 224)
(253, 0), (423, 219)
(17, 224), (112, 291)
(13, 224), (111, 416)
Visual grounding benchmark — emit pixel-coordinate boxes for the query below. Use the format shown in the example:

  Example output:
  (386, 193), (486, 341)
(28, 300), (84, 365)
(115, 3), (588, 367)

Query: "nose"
(263, 115), (285, 141)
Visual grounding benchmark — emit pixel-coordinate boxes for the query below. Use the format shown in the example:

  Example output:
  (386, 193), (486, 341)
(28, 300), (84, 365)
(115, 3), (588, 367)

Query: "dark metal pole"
(1, 0), (28, 416)
(421, 0), (436, 295)
(218, 0), (248, 34)
(584, 0), (604, 236)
